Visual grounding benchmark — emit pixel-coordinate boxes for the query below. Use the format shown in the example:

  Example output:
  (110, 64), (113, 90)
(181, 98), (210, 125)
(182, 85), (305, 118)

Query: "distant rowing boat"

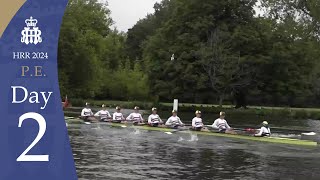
(65, 117), (318, 147)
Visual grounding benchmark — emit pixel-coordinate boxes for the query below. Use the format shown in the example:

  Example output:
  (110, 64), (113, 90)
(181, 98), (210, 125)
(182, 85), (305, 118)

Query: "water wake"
(188, 134), (198, 142)
(178, 137), (184, 142)
(177, 133), (199, 142)
(133, 128), (141, 135)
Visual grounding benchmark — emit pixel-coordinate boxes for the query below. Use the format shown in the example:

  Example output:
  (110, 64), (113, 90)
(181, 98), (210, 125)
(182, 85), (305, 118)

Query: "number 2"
(16, 112), (49, 162)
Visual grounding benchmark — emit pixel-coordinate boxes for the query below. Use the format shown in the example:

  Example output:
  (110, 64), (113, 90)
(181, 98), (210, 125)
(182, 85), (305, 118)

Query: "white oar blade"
(65, 117), (74, 120)
(165, 132), (173, 135)
(301, 132), (317, 141)
(121, 125), (127, 128)
(84, 122), (91, 125)
(302, 132), (316, 136)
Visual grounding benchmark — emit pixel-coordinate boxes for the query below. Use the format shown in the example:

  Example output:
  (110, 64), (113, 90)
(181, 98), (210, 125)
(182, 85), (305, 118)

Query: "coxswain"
(94, 104), (111, 122)
(148, 107), (163, 127)
(165, 110), (184, 128)
(212, 112), (232, 133)
(254, 121), (271, 137)
(126, 106), (144, 124)
(112, 106), (125, 123)
(192, 110), (204, 131)
(80, 102), (95, 122)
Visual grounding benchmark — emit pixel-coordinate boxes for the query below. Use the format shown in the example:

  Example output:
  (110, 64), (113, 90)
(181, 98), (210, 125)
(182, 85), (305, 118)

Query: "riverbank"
(65, 99), (320, 120)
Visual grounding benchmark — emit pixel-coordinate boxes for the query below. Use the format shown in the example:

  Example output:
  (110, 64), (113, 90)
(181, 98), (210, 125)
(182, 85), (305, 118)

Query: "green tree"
(143, 0), (258, 103)
(125, 0), (174, 61)
(199, 28), (252, 106)
(58, 0), (113, 98)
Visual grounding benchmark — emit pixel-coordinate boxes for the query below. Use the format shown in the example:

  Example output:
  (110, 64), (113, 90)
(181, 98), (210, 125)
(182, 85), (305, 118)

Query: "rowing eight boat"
(65, 117), (318, 147)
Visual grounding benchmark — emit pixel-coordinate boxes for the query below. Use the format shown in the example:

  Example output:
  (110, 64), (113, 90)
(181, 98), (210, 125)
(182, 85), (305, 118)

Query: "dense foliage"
(58, 0), (320, 107)
(58, 0), (149, 101)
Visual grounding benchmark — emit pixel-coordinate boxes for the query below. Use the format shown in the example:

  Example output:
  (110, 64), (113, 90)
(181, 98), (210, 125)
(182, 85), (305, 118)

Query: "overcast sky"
(106, 0), (264, 32)
(107, 0), (161, 32)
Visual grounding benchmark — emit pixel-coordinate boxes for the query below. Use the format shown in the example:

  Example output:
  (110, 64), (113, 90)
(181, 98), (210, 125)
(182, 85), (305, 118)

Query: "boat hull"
(65, 117), (318, 147)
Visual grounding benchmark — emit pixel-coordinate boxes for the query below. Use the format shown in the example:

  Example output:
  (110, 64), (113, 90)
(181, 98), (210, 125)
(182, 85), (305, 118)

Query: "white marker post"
(173, 99), (178, 111)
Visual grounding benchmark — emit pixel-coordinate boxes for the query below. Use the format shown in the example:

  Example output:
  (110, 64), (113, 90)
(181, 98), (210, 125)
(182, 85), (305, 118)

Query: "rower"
(192, 110), (204, 131)
(148, 107), (163, 127)
(94, 104), (111, 122)
(80, 102), (95, 122)
(112, 106), (125, 123)
(165, 110), (184, 128)
(212, 112), (231, 133)
(126, 106), (144, 124)
(254, 121), (271, 137)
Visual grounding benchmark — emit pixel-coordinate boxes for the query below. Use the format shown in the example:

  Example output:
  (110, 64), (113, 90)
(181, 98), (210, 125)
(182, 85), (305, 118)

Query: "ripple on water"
(69, 124), (320, 180)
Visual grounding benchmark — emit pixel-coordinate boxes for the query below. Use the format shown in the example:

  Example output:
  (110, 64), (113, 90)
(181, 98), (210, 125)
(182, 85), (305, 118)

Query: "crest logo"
(21, 16), (42, 45)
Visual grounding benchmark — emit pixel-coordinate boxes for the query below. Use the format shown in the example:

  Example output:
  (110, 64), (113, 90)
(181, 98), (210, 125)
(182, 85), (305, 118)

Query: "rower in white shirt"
(192, 110), (204, 131)
(113, 106), (125, 123)
(94, 104), (111, 122)
(165, 110), (184, 128)
(126, 106), (144, 124)
(148, 107), (163, 127)
(212, 112), (232, 133)
(255, 121), (271, 137)
(80, 102), (96, 122)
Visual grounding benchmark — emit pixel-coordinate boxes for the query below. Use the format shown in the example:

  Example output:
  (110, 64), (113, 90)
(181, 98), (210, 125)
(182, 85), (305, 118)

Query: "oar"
(302, 132), (316, 136)
(131, 123), (180, 134)
(205, 125), (257, 133)
(65, 117), (75, 120)
(108, 122), (127, 128)
(104, 121), (128, 128)
(164, 126), (190, 135)
(233, 127), (257, 132)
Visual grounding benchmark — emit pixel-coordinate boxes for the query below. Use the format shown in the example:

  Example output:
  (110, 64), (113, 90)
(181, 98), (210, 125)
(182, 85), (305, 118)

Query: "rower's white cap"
(102, 104), (106, 108)
(152, 107), (157, 111)
(116, 106), (121, 110)
(220, 112), (225, 116)
(134, 106), (139, 110)
(195, 110), (201, 114)
(85, 102), (89, 106)
(262, 121), (268, 125)
(172, 109), (177, 113)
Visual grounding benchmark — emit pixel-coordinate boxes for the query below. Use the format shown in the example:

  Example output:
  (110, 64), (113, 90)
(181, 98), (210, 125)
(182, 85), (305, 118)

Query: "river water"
(68, 114), (320, 180)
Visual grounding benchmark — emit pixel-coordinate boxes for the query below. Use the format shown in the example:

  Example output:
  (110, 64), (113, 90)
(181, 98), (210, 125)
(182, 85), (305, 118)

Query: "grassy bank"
(67, 99), (320, 120)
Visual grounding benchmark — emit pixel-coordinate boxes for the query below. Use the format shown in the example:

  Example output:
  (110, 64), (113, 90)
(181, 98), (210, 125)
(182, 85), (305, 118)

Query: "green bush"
(70, 99), (86, 107)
